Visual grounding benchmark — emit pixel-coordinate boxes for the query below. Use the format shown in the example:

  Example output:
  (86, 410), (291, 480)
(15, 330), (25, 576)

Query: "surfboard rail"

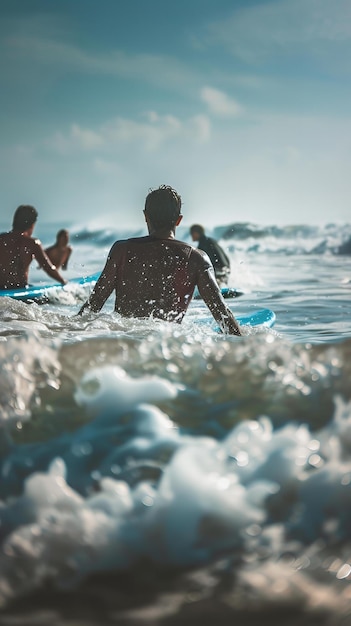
(0, 272), (101, 302)
(195, 308), (276, 331)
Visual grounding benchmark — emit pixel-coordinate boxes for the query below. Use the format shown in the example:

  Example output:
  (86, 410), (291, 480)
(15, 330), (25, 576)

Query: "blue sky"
(1, 0), (350, 228)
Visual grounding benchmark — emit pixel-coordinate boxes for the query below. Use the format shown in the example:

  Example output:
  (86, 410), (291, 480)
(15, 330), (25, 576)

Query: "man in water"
(45, 229), (72, 270)
(0, 205), (67, 289)
(190, 224), (231, 287)
(78, 185), (241, 335)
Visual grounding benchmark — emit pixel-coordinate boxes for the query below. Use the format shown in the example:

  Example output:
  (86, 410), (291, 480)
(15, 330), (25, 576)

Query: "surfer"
(45, 229), (72, 270)
(190, 224), (231, 287)
(0, 205), (67, 289)
(78, 185), (241, 335)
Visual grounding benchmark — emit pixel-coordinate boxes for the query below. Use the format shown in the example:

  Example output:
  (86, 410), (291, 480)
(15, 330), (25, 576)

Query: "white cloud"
(47, 112), (211, 155)
(144, 111), (182, 133)
(200, 86), (242, 117)
(71, 124), (103, 150)
(1, 15), (265, 97)
(3, 33), (201, 92)
(191, 115), (211, 142)
(92, 158), (122, 175)
(206, 0), (351, 67)
(1, 108), (351, 227)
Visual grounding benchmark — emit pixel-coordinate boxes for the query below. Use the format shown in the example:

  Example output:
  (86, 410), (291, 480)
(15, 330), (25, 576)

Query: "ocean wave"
(67, 222), (351, 256)
(0, 330), (351, 613)
(0, 249), (351, 622)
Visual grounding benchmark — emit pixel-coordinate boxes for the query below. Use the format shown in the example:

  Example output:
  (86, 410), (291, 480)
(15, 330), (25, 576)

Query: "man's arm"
(34, 241), (67, 285)
(196, 254), (241, 336)
(78, 247), (117, 315)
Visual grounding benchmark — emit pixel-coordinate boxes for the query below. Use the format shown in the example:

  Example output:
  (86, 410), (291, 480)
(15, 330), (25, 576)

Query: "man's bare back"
(79, 186), (241, 335)
(45, 229), (72, 270)
(0, 205), (66, 289)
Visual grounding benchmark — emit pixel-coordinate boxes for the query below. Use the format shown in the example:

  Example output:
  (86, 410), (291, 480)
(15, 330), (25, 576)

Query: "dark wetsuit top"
(197, 235), (230, 276)
(0, 231), (65, 289)
(80, 235), (241, 334)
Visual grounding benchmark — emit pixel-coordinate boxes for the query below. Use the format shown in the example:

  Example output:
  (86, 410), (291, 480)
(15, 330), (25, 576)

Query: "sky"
(1, 0), (351, 228)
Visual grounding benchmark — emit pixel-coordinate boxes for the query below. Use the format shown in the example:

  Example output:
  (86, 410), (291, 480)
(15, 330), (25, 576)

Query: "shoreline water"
(0, 222), (351, 624)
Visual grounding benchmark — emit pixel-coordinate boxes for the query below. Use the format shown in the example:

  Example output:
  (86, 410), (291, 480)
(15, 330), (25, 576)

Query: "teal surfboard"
(0, 273), (244, 303)
(0, 272), (101, 302)
(196, 308), (276, 331)
(194, 286), (244, 300)
(235, 308), (275, 328)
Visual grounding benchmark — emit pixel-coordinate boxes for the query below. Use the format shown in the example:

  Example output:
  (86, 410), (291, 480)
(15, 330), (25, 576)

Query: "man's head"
(56, 229), (69, 245)
(190, 224), (205, 242)
(12, 205), (38, 233)
(144, 185), (182, 231)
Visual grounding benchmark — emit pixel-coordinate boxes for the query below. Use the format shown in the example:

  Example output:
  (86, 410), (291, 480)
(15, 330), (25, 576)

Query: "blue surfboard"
(0, 272), (101, 302)
(0, 273), (244, 303)
(196, 308), (276, 331)
(235, 308), (275, 328)
(194, 286), (244, 299)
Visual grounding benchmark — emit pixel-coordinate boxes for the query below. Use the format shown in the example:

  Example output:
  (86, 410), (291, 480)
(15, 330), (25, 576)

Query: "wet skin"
(79, 230), (241, 335)
(0, 230), (66, 289)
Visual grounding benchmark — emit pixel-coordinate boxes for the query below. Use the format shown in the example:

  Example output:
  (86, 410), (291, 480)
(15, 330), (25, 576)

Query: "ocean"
(0, 220), (351, 625)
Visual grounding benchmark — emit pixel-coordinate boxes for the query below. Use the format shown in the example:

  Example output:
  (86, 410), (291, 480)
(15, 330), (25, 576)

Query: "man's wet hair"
(12, 205), (38, 232)
(144, 185), (182, 229)
(56, 229), (69, 242)
(190, 224), (205, 236)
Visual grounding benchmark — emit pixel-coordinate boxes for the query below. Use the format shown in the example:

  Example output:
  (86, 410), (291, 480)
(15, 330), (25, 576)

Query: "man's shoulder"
(108, 236), (144, 257)
(189, 245), (212, 268)
(168, 238), (201, 257)
(111, 236), (147, 250)
(208, 236), (226, 253)
(128, 236), (150, 244)
(114, 236), (188, 248)
(172, 237), (192, 248)
(32, 237), (44, 248)
(207, 236), (219, 246)
(0, 231), (42, 247)
(0, 230), (12, 240)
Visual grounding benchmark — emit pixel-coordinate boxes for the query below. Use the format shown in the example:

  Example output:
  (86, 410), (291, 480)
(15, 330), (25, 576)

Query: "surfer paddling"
(78, 185), (241, 335)
(190, 224), (231, 288)
(0, 205), (67, 289)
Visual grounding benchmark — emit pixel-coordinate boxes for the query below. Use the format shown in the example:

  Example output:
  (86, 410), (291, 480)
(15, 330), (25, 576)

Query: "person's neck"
(148, 226), (176, 239)
(12, 228), (33, 237)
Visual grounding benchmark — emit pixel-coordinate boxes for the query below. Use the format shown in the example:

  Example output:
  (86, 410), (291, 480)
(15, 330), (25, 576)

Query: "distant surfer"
(0, 205), (67, 289)
(78, 185), (241, 335)
(190, 224), (231, 287)
(45, 229), (72, 270)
